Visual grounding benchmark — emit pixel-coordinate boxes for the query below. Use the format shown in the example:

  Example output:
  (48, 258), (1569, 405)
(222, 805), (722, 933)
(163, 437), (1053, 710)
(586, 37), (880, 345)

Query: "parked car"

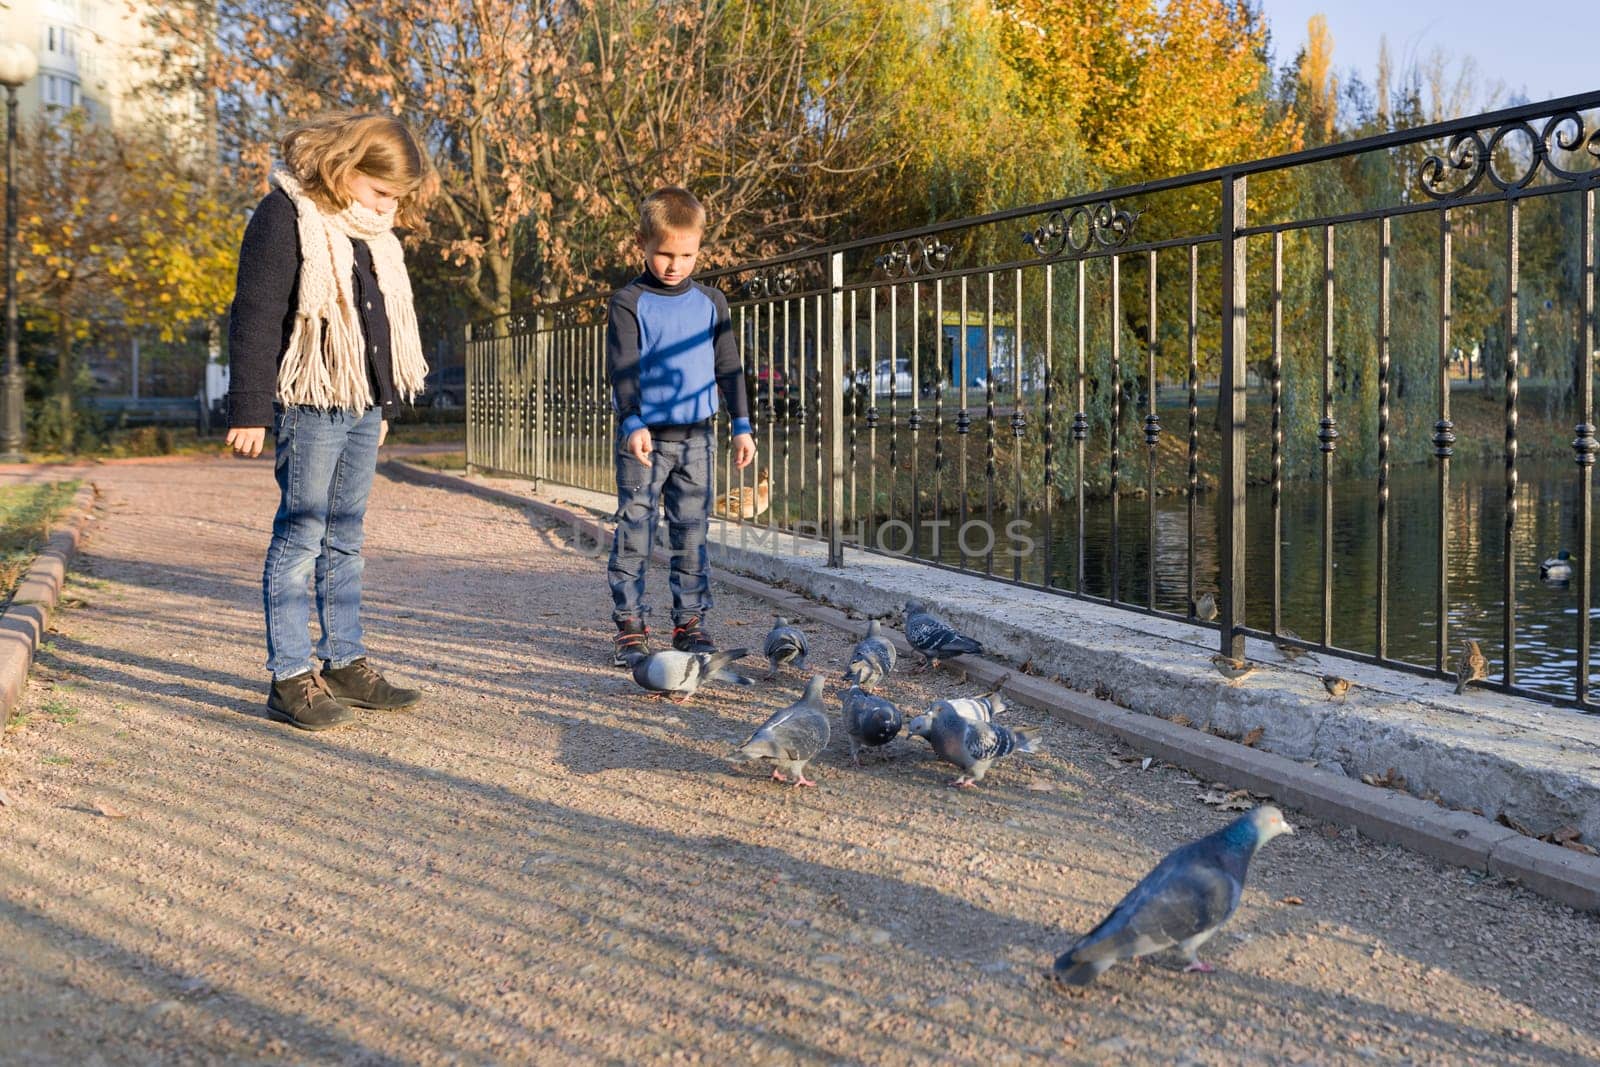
(851, 359), (914, 398)
(753, 366), (788, 402)
(419, 364), (467, 408)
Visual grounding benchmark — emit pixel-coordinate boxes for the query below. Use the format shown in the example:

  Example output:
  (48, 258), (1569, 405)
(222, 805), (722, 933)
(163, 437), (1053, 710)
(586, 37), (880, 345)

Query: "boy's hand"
(732, 433), (756, 470)
(626, 427), (654, 467)
(226, 427), (266, 458)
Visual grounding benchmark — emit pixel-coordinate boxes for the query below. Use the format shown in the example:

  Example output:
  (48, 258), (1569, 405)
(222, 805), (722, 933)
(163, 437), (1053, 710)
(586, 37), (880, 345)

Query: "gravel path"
(1, 456), (1597, 1066)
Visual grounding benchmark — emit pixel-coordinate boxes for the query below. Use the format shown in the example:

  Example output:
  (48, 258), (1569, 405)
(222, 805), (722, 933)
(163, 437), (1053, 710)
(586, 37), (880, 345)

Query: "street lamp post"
(0, 43), (39, 463)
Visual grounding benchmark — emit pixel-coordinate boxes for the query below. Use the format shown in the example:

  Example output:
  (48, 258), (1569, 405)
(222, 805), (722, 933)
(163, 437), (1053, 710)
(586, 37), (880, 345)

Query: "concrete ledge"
(379, 461), (1600, 914)
(0, 484), (98, 724)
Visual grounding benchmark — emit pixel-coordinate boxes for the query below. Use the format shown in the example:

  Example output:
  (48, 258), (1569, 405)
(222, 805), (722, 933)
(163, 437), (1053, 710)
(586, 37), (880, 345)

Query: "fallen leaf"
(1497, 812), (1534, 837)
(1197, 789), (1254, 812)
(0, 786), (13, 807)
(93, 800), (128, 819)
(1140, 757), (1153, 771)
(1102, 756), (1123, 769)
(1026, 781), (1053, 792)
(1241, 727), (1265, 748)
(1279, 896), (1305, 906)
(1562, 840), (1598, 856)
(1548, 825), (1582, 845)
(1169, 714), (1192, 727)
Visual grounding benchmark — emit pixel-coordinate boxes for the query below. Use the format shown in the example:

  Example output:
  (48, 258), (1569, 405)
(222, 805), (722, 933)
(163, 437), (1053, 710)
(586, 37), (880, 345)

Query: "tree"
(1297, 14), (1338, 145)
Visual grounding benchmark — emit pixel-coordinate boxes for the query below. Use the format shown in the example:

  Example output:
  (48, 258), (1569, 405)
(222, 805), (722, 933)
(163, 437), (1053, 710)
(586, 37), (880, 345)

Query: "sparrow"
(1454, 640), (1488, 695)
(1210, 654), (1257, 686)
(1321, 675), (1351, 700)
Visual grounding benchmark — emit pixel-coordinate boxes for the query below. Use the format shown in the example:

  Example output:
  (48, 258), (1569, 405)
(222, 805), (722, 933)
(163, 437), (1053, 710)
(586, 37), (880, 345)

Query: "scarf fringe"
(270, 170), (425, 411)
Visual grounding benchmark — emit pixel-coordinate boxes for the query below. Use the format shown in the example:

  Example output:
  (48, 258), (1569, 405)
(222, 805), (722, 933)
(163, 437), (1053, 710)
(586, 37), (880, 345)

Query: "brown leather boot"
(320, 658), (422, 710)
(267, 672), (354, 731)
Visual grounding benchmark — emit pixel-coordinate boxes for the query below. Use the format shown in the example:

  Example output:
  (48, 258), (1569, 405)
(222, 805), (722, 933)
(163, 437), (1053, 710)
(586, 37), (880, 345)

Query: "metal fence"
(469, 91), (1600, 710)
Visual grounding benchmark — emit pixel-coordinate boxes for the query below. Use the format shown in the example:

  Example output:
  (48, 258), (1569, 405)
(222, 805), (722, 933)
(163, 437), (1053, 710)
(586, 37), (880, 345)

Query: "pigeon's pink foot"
(1184, 960), (1215, 974)
(668, 694), (689, 704)
(948, 778), (977, 789)
(793, 775), (816, 787)
(770, 769), (790, 783)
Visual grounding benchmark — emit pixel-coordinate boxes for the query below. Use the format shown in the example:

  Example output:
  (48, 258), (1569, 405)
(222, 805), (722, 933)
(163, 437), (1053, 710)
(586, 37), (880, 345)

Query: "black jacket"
(226, 188), (401, 428)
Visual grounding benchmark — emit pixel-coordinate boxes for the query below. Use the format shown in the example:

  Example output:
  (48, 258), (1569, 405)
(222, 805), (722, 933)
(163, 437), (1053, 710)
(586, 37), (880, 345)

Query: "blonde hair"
(638, 187), (706, 244)
(281, 113), (434, 230)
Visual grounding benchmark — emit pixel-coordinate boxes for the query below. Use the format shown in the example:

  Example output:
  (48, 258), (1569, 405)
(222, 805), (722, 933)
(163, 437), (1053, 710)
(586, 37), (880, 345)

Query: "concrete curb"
(0, 484), (99, 726)
(377, 460), (1600, 914)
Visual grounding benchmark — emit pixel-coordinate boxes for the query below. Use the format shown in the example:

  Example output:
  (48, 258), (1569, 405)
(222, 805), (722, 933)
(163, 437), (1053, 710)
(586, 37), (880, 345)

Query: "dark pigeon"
(841, 685), (903, 765)
(727, 676), (831, 786)
(904, 599), (983, 669)
(843, 619), (897, 690)
(1052, 805), (1295, 986)
(631, 648), (752, 703)
(762, 616), (809, 677)
(906, 705), (1038, 788)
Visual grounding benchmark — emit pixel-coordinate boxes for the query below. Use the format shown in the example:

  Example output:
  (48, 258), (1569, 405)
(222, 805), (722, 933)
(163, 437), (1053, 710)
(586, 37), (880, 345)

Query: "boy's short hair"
(638, 187), (706, 244)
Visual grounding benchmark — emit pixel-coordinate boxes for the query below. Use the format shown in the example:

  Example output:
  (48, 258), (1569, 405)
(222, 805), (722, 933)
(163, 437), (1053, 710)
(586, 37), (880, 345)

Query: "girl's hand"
(226, 427), (266, 458)
(380, 419), (390, 446)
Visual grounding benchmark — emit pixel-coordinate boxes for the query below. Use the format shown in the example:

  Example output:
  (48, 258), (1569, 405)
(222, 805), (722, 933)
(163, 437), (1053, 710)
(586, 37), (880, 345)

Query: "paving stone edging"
(379, 460), (1600, 914)
(0, 484), (98, 725)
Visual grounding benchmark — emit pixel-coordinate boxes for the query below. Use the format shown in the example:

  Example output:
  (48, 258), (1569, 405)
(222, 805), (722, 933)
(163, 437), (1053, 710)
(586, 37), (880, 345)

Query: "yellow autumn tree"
(995, 0), (1301, 183)
(1298, 14), (1338, 144)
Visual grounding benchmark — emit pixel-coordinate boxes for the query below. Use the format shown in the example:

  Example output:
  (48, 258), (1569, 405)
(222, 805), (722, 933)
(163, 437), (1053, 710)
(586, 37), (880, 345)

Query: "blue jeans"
(608, 426), (714, 625)
(263, 405), (381, 679)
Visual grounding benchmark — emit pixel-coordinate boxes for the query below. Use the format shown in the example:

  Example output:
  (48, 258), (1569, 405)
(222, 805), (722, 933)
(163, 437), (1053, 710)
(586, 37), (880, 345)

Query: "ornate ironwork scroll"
(873, 236), (952, 278)
(1023, 201), (1138, 257)
(1419, 112), (1600, 200)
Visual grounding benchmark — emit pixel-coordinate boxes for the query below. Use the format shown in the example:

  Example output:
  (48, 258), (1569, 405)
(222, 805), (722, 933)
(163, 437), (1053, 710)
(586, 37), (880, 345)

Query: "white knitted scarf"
(270, 169), (428, 410)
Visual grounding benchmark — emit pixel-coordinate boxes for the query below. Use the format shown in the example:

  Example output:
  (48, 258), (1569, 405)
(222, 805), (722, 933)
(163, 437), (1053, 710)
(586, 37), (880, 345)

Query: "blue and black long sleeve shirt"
(605, 271), (753, 439)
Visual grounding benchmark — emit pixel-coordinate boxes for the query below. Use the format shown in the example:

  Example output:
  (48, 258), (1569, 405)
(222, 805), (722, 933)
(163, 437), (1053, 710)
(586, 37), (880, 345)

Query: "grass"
(0, 481), (81, 608)
(40, 698), (79, 726)
(406, 450), (467, 471)
(5, 710), (30, 733)
(41, 755), (71, 766)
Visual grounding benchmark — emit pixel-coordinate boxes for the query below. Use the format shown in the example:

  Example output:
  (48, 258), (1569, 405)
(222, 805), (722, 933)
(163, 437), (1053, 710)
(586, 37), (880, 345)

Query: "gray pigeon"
(904, 599), (983, 669)
(727, 676), (831, 786)
(631, 648), (753, 703)
(843, 619), (897, 690)
(763, 616), (809, 676)
(907, 705), (1039, 788)
(1052, 805), (1295, 985)
(841, 685), (903, 765)
(923, 693), (1005, 725)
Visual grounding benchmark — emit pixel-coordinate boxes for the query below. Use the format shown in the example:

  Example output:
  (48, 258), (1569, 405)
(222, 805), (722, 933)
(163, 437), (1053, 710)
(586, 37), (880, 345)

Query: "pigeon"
(907, 705), (1039, 788)
(843, 619), (897, 690)
(841, 685), (903, 765)
(923, 692), (1005, 725)
(763, 616), (809, 677)
(1454, 640), (1488, 695)
(631, 648), (753, 703)
(1210, 654), (1257, 686)
(904, 600), (983, 670)
(727, 676), (831, 786)
(1321, 675), (1351, 700)
(1194, 592), (1218, 622)
(1052, 805), (1295, 986)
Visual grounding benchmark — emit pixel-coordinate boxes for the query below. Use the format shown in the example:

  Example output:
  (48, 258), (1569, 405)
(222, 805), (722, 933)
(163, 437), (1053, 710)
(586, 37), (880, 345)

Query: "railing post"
(1219, 174), (1247, 659)
(824, 252), (846, 567)
(533, 309), (548, 488)
(464, 321), (477, 474)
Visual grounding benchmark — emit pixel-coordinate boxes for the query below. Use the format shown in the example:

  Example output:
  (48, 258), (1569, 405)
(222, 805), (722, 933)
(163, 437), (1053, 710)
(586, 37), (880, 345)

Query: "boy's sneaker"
(612, 620), (650, 667)
(672, 616), (717, 654)
(320, 658), (422, 710)
(267, 671), (354, 731)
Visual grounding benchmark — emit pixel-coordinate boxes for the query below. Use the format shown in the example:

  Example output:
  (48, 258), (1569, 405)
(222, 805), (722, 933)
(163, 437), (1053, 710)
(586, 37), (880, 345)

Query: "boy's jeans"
(608, 426), (714, 625)
(263, 405), (381, 680)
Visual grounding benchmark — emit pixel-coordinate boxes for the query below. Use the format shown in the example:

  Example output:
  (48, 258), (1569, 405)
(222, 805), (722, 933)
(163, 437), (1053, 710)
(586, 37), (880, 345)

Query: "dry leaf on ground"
(1197, 789), (1253, 812)
(1241, 727), (1265, 748)
(0, 786), (13, 807)
(1280, 896), (1306, 906)
(93, 800), (129, 819)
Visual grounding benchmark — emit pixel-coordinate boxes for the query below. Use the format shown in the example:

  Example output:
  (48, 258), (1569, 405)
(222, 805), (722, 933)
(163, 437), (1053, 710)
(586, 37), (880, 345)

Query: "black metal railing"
(468, 91), (1600, 709)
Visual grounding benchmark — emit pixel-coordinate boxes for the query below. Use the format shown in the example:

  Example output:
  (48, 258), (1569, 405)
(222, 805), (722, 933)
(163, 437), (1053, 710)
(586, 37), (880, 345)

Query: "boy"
(606, 187), (756, 666)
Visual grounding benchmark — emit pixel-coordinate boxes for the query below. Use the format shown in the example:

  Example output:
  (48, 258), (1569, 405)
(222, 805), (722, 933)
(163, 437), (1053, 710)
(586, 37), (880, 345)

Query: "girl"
(225, 112), (433, 731)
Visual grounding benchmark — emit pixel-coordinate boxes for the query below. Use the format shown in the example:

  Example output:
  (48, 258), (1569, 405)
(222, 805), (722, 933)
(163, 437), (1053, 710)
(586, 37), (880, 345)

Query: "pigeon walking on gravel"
(907, 705), (1038, 788)
(841, 685), (903, 765)
(924, 692), (1005, 725)
(1052, 805), (1295, 986)
(904, 600), (984, 670)
(631, 648), (753, 704)
(727, 676), (831, 786)
(843, 619), (897, 690)
(763, 616), (810, 677)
